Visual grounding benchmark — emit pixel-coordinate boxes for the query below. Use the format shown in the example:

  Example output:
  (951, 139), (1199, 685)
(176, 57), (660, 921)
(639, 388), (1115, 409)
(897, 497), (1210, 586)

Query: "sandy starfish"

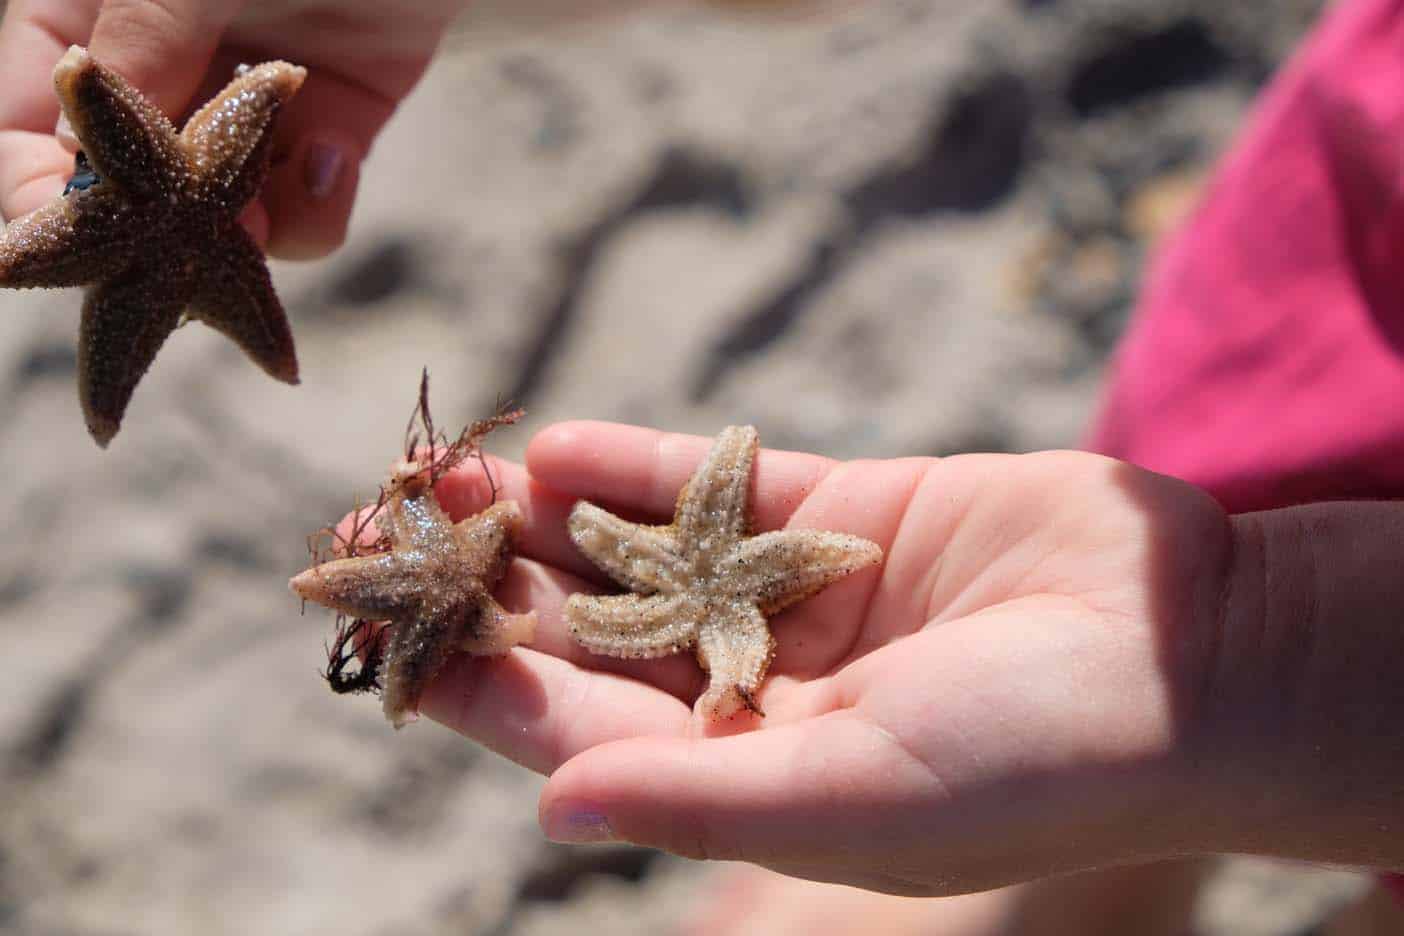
(0, 46), (305, 447)
(566, 425), (883, 719)
(291, 457), (536, 728)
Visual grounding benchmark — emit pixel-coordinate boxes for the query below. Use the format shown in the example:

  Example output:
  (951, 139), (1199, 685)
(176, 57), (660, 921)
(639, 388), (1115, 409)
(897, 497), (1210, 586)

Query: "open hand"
(412, 421), (1237, 896)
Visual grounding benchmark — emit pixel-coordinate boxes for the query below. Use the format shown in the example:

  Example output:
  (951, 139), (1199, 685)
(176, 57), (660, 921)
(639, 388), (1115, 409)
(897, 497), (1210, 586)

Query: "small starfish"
(565, 425), (883, 719)
(291, 459), (537, 728)
(0, 47), (306, 447)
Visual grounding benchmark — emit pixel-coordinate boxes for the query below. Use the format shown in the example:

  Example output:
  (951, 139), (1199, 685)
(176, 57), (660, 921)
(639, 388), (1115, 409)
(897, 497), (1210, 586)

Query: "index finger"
(524, 421), (838, 532)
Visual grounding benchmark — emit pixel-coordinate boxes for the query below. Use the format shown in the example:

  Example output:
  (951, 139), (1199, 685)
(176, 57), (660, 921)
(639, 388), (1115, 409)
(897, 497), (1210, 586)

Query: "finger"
(435, 455), (715, 709)
(494, 559), (707, 702)
(419, 643), (693, 776)
(0, 0), (99, 218)
(251, 71), (391, 261)
(214, 6), (450, 259)
(0, 0), (98, 132)
(0, 132), (70, 221)
(196, 46), (404, 260)
(433, 453), (620, 583)
(199, 69), (389, 261)
(526, 422), (837, 532)
(87, 0), (244, 122)
(538, 711), (938, 868)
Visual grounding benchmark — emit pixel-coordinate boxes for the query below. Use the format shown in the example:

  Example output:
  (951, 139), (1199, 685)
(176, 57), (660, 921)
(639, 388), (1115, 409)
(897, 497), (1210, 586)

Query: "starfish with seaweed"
(293, 372), (534, 728)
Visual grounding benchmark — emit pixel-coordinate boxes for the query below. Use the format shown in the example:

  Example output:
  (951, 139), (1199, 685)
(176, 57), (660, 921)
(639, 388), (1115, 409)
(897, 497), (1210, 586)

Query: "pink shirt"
(1089, 0), (1404, 514)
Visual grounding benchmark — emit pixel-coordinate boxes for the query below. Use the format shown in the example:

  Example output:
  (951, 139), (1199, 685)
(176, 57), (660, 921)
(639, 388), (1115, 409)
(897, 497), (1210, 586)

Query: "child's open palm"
(417, 422), (1239, 896)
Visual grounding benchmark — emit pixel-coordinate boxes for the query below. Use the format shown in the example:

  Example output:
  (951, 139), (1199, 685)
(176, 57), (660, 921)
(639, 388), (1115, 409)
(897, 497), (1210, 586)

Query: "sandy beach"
(0, 1), (1378, 933)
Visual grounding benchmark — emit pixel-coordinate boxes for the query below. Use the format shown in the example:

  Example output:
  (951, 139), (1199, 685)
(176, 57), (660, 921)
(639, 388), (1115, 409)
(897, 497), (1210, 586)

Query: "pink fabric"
(1083, 0), (1404, 896)
(1087, 0), (1404, 513)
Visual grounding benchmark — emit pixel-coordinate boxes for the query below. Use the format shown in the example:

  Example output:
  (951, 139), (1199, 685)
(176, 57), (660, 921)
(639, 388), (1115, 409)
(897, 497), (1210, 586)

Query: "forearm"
(1188, 502), (1404, 869)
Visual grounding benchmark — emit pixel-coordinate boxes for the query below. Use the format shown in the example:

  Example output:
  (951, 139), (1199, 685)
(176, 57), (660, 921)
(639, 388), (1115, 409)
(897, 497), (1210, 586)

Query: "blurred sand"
(1, 0), (1377, 933)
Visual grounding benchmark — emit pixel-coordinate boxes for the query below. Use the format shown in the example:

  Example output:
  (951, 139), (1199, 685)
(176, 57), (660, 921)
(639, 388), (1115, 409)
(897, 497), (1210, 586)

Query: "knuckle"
(97, 0), (197, 50)
(670, 811), (729, 863)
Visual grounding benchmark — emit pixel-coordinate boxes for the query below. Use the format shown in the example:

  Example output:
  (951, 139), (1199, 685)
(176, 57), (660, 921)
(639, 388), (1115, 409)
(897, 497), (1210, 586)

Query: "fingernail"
(546, 809), (615, 845)
(304, 141), (345, 199)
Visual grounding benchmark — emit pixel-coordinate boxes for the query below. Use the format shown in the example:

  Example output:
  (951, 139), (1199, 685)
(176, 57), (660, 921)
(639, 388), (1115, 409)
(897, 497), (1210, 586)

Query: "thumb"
(69, 0), (245, 137)
(538, 714), (934, 869)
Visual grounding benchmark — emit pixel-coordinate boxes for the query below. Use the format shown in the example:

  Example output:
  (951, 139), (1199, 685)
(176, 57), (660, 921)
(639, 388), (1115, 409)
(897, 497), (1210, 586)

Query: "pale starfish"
(290, 459), (537, 728)
(566, 425), (883, 719)
(0, 47), (305, 447)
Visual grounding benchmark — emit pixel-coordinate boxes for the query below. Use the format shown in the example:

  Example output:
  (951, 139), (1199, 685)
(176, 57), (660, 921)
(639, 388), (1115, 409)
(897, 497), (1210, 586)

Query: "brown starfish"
(290, 458), (537, 728)
(565, 425), (884, 719)
(0, 46), (305, 447)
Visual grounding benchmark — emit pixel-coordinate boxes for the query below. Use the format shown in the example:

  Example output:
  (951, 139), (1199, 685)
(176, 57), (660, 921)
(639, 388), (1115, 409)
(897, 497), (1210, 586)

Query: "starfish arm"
(379, 483), (455, 556)
(0, 195), (138, 288)
(462, 596), (537, 655)
(77, 265), (191, 446)
(695, 605), (776, 719)
(188, 224), (299, 384)
(180, 61), (307, 212)
(675, 424), (759, 547)
(568, 501), (690, 593)
(564, 593), (701, 659)
(289, 552), (420, 621)
(53, 47), (185, 199)
(451, 500), (525, 578)
(381, 606), (472, 729)
(721, 530), (883, 615)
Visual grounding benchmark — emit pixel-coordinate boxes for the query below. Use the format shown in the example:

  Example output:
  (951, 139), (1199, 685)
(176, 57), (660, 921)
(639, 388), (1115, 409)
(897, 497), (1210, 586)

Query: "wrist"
(1174, 504), (1404, 869)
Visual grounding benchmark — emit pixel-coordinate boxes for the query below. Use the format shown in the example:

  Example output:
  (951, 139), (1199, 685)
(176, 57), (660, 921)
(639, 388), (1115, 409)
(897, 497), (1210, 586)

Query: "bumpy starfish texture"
(0, 47), (306, 446)
(291, 459), (536, 728)
(566, 425), (883, 719)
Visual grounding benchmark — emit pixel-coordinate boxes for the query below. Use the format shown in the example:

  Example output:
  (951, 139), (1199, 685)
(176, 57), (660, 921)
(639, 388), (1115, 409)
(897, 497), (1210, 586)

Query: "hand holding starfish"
(0, 47), (310, 446)
(363, 422), (1404, 896)
(0, 0), (463, 257)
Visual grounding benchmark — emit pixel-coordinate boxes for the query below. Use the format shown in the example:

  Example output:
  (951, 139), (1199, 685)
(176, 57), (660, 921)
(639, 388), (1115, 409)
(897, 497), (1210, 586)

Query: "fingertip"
(525, 421), (601, 476)
(527, 420), (684, 495)
(263, 134), (362, 260)
(538, 737), (640, 822)
(539, 790), (615, 845)
(303, 137), (347, 201)
(540, 736), (714, 854)
(540, 716), (896, 864)
(257, 69), (394, 261)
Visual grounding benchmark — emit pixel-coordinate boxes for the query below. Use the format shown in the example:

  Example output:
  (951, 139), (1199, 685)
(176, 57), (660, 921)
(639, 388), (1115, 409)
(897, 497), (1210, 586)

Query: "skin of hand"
(0, 0), (465, 258)
(385, 421), (1404, 896)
